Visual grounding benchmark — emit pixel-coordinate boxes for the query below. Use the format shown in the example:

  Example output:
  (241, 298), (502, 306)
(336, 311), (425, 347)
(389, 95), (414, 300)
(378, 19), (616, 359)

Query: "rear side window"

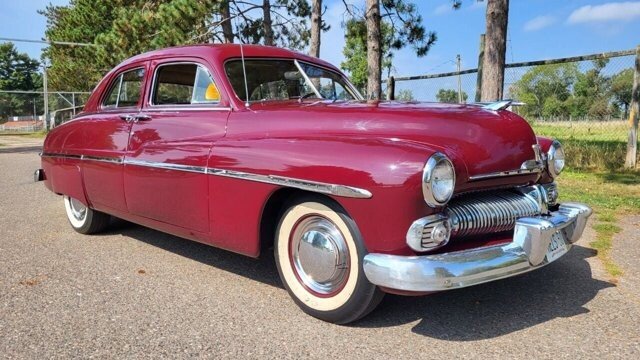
(152, 63), (220, 105)
(103, 68), (145, 108)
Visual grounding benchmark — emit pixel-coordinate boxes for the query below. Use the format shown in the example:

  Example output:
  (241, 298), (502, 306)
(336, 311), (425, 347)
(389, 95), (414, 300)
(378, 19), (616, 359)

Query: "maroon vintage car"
(36, 44), (591, 324)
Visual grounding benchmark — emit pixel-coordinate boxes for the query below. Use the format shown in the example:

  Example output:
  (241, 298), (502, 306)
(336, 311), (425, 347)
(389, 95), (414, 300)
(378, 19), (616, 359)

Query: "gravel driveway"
(1, 138), (639, 359)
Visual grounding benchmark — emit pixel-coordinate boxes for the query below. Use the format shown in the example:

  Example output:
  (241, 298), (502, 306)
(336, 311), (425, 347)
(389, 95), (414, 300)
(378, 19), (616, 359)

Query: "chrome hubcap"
(291, 216), (349, 295)
(69, 198), (87, 221)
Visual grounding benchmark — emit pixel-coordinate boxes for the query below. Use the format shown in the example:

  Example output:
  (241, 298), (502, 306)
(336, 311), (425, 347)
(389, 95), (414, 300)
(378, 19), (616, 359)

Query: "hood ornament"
(479, 100), (526, 111)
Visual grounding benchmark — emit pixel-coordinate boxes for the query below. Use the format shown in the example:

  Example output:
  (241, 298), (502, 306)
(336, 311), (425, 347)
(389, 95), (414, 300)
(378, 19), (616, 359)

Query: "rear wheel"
(274, 196), (383, 324)
(63, 195), (111, 234)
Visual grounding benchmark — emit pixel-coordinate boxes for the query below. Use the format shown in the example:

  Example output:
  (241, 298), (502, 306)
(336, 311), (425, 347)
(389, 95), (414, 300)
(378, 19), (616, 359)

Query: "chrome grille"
(446, 189), (542, 238)
(421, 223), (437, 247)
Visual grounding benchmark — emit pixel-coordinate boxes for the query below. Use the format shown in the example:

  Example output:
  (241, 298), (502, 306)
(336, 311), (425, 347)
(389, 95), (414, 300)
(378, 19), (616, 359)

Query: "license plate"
(546, 231), (568, 262)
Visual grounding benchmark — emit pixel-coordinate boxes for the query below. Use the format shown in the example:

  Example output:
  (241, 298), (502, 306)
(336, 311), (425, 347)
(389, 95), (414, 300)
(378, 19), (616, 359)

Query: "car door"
(83, 64), (148, 213)
(123, 60), (230, 233)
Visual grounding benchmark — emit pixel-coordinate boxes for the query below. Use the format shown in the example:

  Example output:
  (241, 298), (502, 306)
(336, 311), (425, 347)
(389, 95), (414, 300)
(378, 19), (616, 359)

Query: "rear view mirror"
(284, 71), (302, 81)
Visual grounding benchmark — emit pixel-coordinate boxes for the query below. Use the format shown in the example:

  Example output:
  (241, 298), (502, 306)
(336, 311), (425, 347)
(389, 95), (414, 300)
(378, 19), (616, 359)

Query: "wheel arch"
(259, 187), (347, 255)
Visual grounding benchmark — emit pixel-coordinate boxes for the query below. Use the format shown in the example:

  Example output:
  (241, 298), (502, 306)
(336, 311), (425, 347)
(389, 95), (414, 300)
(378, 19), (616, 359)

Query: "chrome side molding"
(207, 168), (372, 199)
(39, 152), (372, 199)
(469, 160), (544, 181)
(469, 144), (545, 181)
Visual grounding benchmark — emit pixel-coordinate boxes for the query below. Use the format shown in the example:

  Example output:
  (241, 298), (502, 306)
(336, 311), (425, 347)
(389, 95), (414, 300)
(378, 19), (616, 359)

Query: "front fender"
(209, 136), (442, 255)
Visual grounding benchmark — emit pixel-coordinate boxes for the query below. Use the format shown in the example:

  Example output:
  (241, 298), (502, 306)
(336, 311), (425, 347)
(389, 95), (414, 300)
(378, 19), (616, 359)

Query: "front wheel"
(274, 196), (383, 324)
(63, 196), (111, 234)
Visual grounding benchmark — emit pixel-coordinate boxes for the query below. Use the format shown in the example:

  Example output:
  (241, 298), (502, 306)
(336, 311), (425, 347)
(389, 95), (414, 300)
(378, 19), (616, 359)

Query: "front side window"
(152, 63), (220, 105)
(298, 63), (355, 101)
(224, 59), (359, 102)
(103, 68), (145, 108)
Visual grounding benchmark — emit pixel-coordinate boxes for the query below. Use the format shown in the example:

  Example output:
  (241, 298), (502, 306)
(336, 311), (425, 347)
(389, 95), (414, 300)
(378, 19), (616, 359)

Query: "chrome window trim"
(39, 152), (371, 199)
(148, 61), (222, 108)
(100, 67), (146, 111)
(143, 106), (232, 112)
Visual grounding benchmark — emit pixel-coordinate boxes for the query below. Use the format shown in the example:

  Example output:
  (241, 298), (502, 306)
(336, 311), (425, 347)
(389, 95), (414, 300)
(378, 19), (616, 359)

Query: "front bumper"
(363, 203), (592, 292)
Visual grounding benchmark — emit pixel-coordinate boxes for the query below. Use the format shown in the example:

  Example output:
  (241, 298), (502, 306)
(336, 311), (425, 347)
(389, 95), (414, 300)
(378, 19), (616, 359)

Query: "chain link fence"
(390, 48), (639, 170)
(0, 90), (90, 132)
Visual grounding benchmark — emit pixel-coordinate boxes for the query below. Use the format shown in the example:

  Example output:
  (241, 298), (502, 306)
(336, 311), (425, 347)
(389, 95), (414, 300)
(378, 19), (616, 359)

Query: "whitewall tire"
(63, 196), (111, 234)
(275, 196), (383, 324)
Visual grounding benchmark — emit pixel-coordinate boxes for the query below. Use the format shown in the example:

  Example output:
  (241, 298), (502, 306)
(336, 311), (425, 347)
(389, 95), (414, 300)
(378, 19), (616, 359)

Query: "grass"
(530, 120), (638, 171)
(0, 130), (47, 138)
(532, 120), (628, 142)
(558, 169), (640, 278)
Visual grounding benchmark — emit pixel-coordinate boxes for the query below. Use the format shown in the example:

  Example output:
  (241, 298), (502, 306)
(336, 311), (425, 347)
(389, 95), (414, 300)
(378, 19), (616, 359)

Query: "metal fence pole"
(625, 45), (640, 169)
(386, 76), (395, 100)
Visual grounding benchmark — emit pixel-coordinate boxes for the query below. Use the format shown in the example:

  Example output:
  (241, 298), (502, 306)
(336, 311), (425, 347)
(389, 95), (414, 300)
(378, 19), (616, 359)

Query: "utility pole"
(42, 62), (49, 130)
(456, 54), (462, 103)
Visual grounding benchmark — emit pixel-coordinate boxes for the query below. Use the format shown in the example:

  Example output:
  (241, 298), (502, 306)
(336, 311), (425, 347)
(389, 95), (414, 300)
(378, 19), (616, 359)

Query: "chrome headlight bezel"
(547, 140), (565, 178)
(422, 152), (456, 207)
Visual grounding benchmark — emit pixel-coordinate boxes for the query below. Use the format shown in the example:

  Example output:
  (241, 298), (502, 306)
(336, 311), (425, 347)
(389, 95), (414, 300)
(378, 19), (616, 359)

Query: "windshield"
(224, 59), (361, 102)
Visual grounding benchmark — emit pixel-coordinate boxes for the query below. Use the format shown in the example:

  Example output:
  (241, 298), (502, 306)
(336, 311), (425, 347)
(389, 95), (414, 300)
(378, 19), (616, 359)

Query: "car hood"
(250, 100), (540, 182)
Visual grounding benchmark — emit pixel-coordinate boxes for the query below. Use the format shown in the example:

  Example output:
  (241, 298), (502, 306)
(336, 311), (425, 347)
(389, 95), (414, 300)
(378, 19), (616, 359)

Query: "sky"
(1, 0), (639, 92)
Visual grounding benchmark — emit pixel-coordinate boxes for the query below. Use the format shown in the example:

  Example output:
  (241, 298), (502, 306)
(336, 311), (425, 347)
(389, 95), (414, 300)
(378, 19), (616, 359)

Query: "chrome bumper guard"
(34, 169), (45, 182)
(363, 203), (592, 292)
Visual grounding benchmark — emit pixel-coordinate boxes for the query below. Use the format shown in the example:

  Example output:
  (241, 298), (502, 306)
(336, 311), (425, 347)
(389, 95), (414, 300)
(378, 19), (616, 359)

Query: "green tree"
(343, 0), (435, 99)
(610, 68), (634, 118)
(573, 59), (611, 118)
(41, 0), (314, 91)
(94, 0), (218, 72)
(396, 89), (415, 101)
(511, 63), (579, 118)
(40, 0), (129, 91)
(233, 1), (312, 49)
(0, 43), (42, 121)
(341, 18), (393, 92)
(436, 88), (467, 103)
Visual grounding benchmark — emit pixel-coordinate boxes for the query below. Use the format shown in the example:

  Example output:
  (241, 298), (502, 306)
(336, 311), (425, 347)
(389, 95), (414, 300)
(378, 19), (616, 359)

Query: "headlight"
(422, 152), (455, 207)
(547, 140), (565, 178)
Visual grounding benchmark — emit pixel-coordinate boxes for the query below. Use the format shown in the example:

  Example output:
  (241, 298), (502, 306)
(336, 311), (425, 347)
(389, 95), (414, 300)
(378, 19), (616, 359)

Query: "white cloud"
(469, 0), (487, 10)
(568, 1), (640, 24)
(524, 15), (556, 31)
(434, 4), (452, 15)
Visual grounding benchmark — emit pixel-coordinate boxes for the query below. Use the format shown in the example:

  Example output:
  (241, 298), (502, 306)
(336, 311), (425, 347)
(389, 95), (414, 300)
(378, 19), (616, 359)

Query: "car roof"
(118, 44), (338, 71)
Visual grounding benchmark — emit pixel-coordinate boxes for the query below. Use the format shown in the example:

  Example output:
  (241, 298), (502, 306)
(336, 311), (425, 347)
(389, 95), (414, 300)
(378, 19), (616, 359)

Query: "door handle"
(119, 114), (135, 122)
(134, 114), (152, 122)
